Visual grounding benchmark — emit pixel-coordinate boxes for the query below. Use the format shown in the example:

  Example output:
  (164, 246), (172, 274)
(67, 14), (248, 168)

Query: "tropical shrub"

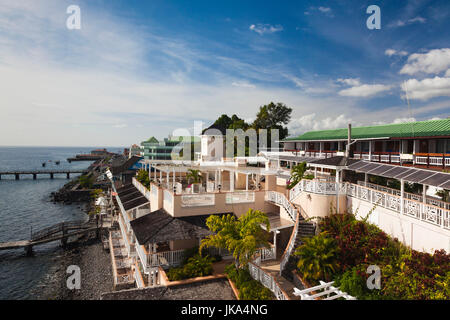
(294, 233), (339, 284)
(136, 169), (150, 188)
(225, 264), (273, 300)
(200, 209), (270, 267)
(166, 254), (214, 281)
(307, 211), (450, 299)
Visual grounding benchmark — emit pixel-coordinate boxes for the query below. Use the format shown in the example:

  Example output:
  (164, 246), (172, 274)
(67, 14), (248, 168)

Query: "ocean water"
(0, 147), (118, 300)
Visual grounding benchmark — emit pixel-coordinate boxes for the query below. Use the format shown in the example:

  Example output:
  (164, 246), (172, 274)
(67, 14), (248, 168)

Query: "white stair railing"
(293, 281), (356, 300)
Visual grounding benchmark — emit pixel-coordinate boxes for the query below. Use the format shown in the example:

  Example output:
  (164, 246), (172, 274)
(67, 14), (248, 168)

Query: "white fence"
(293, 281), (356, 300)
(348, 183), (450, 230)
(256, 245), (276, 262)
(265, 191), (298, 222)
(248, 261), (288, 300)
(225, 191), (255, 204)
(148, 249), (185, 268)
(180, 193), (215, 207)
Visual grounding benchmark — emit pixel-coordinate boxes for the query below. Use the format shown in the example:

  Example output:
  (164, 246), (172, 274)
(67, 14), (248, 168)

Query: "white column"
(364, 173), (368, 186)
(423, 184), (427, 203)
(166, 171), (169, 187)
(246, 174), (249, 191)
(400, 179), (404, 215)
(314, 167), (317, 178)
(369, 141), (373, 161)
(230, 170), (234, 192)
(336, 170), (340, 214)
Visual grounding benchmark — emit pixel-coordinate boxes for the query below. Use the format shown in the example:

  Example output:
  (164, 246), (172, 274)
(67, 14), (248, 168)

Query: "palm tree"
(186, 169), (203, 184)
(287, 162), (307, 189)
(200, 209), (271, 267)
(294, 233), (339, 283)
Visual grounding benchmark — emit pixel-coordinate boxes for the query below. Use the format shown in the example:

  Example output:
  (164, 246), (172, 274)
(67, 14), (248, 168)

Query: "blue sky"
(0, 0), (449, 146)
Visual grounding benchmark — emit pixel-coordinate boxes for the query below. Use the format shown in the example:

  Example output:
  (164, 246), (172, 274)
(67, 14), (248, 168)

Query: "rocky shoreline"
(34, 229), (113, 300)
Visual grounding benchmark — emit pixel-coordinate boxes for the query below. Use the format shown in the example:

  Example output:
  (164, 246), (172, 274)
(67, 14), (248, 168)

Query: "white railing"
(289, 180), (303, 201)
(348, 183), (450, 230)
(132, 177), (151, 201)
(289, 179), (347, 197)
(135, 243), (149, 272)
(148, 249), (186, 267)
(293, 281), (356, 300)
(415, 155), (450, 166)
(256, 245), (276, 261)
(248, 261), (288, 300)
(134, 264), (145, 288)
(180, 193), (215, 207)
(265, 191), (298, 222)
(279, 204), (304, 275)
(357, 181), (450, 210)
(225, 191), (255, 204)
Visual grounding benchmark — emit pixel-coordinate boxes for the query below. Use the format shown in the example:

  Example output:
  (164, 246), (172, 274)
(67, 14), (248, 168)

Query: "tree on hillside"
(252, 102), (292, 145)
(200, 209), (271, 267)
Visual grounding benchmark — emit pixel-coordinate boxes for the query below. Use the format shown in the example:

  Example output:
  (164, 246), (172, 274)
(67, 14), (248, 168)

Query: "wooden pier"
(0, 170), (87, 180)
(0, 220), (104, 255)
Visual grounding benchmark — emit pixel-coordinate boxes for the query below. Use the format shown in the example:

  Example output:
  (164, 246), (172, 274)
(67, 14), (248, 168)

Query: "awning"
(346, 161), (450, 189)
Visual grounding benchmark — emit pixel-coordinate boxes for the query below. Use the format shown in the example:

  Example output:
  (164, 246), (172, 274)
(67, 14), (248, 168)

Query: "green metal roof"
(284, 119), (450, 141)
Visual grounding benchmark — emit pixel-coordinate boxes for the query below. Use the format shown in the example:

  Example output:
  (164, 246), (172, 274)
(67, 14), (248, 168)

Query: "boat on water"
(42, 162), (46, 167)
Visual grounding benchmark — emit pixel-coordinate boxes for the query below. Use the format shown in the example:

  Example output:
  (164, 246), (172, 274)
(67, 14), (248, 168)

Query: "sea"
(0, 146), (121, 300)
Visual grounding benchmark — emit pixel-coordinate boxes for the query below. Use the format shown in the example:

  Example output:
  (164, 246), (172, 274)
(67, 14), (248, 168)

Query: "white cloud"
(400, 48), (450, 75)
(231, 81), (256, 88)
(337, 78), (361, 86)
(318, 7), (332, 13)
(392, 117), (416, 124)
(288, 113), (352, 136)
(249, 24), (283, 35)
(305, 6), (333, 17)
(445, 69), (450, 77)
(338, 84), (392, 97)
(402, 76), (450, 100)
(390, 16), (426, 28)
(385, 49), (408, 57)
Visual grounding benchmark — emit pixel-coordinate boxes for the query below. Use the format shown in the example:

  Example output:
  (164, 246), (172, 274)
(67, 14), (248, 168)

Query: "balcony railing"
(180, 193), (215, 207)
(225, 191), (255, 204)
(357, 181), (450, 211)
(148, 249), (185, 268)
(348, 183), (450, 230)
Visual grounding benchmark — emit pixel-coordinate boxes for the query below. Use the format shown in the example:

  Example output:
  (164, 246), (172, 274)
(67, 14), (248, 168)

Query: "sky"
(0, 0), (449, 147)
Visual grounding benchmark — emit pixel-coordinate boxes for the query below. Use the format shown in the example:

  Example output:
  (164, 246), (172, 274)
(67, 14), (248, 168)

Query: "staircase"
(281, 217), (316, 282)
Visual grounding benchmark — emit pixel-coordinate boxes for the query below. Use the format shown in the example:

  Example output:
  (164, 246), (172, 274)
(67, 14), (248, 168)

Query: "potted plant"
(186, 169), (203, 193)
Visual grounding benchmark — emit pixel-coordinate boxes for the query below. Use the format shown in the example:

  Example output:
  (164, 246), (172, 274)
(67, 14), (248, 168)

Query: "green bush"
(225, 264), (274, 300)
(166, 254), (214, 281)
(307, 212), (450, 300)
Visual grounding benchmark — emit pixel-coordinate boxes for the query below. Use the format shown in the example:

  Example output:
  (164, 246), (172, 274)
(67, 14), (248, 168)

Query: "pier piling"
(66, 173), (70, 179)
(33, 174), (37, 180)
(15, 174), (19, 180)
(50, 173), (54, 179)
(25, 245), (33, 256)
